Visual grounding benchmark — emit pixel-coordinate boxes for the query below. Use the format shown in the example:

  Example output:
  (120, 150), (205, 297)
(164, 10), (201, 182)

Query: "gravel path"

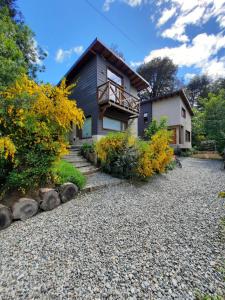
(0, 158), (225, 300)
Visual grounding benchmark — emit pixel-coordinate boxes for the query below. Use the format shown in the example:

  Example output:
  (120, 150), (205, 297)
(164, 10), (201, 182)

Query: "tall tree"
(203, 90), (225, 153)
(186, 74), (211, 108)
(0, 7), (27, 89)
(137, 57), (178, 98)
(0, 1), (46, 85)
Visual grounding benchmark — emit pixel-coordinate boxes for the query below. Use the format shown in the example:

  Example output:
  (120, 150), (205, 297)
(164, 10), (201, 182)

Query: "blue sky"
(18, 0), (225, 84)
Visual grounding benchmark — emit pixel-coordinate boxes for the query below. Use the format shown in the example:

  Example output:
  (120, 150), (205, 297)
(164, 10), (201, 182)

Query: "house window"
(107, 68), (122, 86)
(103, 117), (126, 131)
(143, 112), (148, 124)
(181, 107), (186, 118)
(185, 130), (191, 142)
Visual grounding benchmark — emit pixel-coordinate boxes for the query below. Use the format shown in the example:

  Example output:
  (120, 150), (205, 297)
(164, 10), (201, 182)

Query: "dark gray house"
(61, 38), (149, 144)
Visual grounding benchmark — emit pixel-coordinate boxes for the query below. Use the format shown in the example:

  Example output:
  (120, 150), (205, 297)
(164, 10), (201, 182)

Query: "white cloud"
(124, 0), (143, 7)
(130, 60), (143, 68)
(162, 6), (206, 42)
(144, 33), (225, 66)
(103, 0), (115, 11)
(29, 38), (48, 66)
(141, 33), (225, 79)
(156, 0), (225, 41)
(184, 73), (196, 81)
(157, 7), (176, 27)
(55, 46), (84, 63)
(103, 0), (144, 11)
(202, 56), (225, 78)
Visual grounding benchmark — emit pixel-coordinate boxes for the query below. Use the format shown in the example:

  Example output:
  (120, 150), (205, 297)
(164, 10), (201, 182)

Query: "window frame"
(185, 130), (191, 142)
(181, 107), (186, 118)
(107, 67), (123, 87)
(102, 116), (127, 132)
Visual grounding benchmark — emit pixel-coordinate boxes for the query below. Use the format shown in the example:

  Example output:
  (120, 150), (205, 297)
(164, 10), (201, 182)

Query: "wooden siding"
(97, 54), (137, 97)
(69, 56), (99, 135)
(138, 101), (153, 137)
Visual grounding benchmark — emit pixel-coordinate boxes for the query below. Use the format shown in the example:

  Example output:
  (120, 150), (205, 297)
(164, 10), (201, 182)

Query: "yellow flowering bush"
(0, 75), (84, 192)
(95, 130), (173, 179)
(0, 136), (16, 160)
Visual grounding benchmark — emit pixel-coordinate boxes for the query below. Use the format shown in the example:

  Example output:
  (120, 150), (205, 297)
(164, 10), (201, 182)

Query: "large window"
(185, 130), (191, 142)
(82, 116), (92, 138)
(103, 117), (126, 131)
(107, 68), (122, 86)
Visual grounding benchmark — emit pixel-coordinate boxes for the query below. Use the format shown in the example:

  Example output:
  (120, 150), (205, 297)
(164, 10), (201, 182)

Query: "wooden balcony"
(97, 81), (140, 117)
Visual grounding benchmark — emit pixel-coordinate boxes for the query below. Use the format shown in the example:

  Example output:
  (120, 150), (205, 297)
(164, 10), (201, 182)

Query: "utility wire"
(85, 0), (138, 47)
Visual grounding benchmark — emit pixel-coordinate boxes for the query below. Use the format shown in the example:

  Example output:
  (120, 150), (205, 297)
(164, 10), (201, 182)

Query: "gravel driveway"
(0, 158), (225, 300)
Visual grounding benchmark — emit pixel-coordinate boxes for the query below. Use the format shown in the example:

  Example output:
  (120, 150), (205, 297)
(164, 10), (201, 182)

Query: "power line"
(85, 0), (138, 47)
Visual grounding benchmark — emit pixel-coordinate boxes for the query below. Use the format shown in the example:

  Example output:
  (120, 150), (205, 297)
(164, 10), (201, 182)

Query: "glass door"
(82, 117), (92, 138)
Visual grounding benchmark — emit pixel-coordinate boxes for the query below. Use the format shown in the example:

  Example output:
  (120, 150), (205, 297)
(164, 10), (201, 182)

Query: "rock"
(12, 198), (38, 220)
(0, 204), (12, 230)
(59, 183), (78, 203)
(38, 188), (61, 211)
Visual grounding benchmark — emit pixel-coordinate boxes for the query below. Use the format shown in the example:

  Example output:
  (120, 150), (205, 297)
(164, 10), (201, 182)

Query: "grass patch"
(52, 160), (86, 190)
(195, 294), (224, 300)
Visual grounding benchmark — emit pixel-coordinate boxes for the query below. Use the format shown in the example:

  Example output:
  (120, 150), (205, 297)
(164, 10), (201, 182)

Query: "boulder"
(0, 204), (12, 230)
(12, 198), (38, 221)
(59, 183), (78, 203)
(38, 188), (61, 211)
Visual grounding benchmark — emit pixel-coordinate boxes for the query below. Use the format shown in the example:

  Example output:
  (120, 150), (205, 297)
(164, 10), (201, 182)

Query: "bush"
(52, 160), (86, 190)
(144, 117), (168, 139)
(95, 132), (138, 179)
(95, 130), (173, 180)
(0, 75), (84, 194)
(80, 142), (95, 156)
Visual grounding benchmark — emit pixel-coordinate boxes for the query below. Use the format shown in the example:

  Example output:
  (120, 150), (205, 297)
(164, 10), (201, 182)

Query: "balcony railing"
(97, 81), (140, 114)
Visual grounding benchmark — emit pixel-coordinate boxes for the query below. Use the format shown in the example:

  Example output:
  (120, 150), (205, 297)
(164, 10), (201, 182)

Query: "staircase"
(64, 146), (100, 175)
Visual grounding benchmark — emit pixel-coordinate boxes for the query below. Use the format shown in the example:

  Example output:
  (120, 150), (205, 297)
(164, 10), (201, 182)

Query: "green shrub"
(51, 160), (86, 190)
(144, 117), (168, 139)
(80, 142), (95, 156)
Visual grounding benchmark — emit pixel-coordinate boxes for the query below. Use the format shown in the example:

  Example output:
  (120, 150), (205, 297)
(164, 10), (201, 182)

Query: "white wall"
(128, 117), (138, 137)
(152, 95), (192, 149)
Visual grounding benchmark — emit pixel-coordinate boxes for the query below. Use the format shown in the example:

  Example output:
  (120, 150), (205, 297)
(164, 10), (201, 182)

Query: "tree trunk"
(12, 198), (38, 221)
(0, 204), (12, 230)
(38, 188), (61, 211)
(59, 183), (78, 203)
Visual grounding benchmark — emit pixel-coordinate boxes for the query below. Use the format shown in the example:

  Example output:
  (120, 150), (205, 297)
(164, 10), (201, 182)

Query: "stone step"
(64, 154), (84, 159)
(69, 145), (81, 151)
(73, 161), (92, 168)
(77, 165), (100, 175)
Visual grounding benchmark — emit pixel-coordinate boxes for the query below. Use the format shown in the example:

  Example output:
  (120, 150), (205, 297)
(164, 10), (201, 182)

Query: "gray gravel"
(0, 158), (225, 300)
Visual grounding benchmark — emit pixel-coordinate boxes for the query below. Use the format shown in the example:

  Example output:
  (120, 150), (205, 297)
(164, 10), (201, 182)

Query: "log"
(59, 183), (78, 203)
(38, 188), (61, 211)
(12, 198), (38, 221)
(0, 204), (12, 230)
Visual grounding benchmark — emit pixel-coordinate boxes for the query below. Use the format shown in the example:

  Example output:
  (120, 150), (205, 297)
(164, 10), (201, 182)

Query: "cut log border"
(0, 182), (80, 231)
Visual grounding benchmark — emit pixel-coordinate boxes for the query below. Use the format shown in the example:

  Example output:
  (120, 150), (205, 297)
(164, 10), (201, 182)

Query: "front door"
(82, 116), (92, 138)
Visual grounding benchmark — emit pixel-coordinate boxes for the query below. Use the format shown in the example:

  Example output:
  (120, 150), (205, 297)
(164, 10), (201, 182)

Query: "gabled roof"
(141, 89), (194, 116)
(60, 38), (149, 91)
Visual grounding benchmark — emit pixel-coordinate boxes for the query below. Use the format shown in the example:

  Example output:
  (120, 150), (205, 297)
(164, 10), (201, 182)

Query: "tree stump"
(12, 198), (38, 221)
(59, 183), (78, 203)
(38, 188), (61, 211)
(0, 204), (12, 230)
